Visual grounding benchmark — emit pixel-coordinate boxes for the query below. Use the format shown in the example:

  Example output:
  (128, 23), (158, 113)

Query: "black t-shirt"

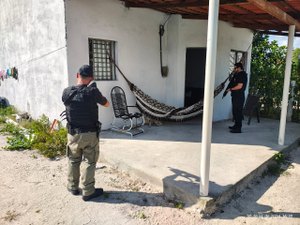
(231, 71), (247, 97)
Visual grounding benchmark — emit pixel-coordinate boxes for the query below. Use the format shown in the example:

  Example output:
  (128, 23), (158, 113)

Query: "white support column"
(278, 25), (295, 145)
(200, 0), (220, 196)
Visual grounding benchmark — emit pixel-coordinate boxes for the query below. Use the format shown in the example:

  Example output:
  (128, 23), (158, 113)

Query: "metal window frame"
(88, 38), (116, 81)
(229, 49), (247, 72)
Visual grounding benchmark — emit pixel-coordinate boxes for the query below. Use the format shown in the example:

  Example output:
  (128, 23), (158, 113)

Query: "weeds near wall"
(29, 115), (67, 158)
(0, 107), (67, 158)
(263, 152), (287, 177)
(0, 106), (16, 122)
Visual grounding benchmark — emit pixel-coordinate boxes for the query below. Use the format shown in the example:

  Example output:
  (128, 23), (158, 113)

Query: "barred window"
(229, 50), (247, 72)
(89, 38), (116, 81)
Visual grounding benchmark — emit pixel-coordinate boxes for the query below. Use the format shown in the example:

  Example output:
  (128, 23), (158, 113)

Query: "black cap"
(79, 65), (93, 77)
(234, 62), (244, 70)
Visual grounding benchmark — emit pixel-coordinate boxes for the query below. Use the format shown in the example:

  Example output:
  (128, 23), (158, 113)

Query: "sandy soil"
(0, 134), (299, 225)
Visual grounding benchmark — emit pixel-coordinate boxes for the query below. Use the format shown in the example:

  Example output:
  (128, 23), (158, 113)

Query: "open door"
(184, 48), (206, 107)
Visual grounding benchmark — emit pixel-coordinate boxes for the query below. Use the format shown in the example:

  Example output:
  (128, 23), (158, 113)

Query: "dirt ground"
(0, 134), (300, 225)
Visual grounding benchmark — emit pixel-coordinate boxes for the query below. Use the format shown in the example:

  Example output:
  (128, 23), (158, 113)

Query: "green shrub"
(0, 123), (33, 150)
(6, 134), (32, 150)
(32, 126), (67, 158)
(1, 114), (67, 158)
(28, 115), (67, 158)
(0, 106), (16, 116)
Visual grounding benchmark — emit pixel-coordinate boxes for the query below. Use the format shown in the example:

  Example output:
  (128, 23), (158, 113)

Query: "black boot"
(230, 128), (241, 133)
(82, 188), (104, 201)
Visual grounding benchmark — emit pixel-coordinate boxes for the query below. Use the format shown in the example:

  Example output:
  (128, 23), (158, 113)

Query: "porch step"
(163, 138), (300, 216)
(100, 136), (300, 216)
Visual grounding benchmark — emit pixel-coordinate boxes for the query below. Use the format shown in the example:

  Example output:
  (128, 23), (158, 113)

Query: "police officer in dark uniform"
(226, 62), (247, 133)
(62, 65), (109, 201)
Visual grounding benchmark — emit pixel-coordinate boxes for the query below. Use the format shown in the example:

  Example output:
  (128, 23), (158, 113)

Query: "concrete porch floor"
(99, 118), (300, 213)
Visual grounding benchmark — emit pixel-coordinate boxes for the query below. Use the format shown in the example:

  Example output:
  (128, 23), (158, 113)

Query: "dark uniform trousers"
(66, 132), (99, 196)
(232, 94), (245, 129)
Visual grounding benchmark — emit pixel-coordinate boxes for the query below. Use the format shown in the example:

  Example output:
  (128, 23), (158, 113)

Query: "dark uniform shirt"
(62, 82), (108, 130)
(231, 71), (247, 97)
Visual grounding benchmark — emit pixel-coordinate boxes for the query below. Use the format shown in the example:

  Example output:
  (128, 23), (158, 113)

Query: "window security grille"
(89, 38), (116, 81)
(229, 50), (247, 72)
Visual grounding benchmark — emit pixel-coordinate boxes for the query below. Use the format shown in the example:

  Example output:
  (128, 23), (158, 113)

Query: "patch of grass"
(0, 106), (16, 116)
(264, 152), (288, 176)
(134, 211), (147, 220)
(168, 199), (185, 209)
(0, 123), (33, 150)
(174, 201), (185, 209)
(274, 152), (285, 164)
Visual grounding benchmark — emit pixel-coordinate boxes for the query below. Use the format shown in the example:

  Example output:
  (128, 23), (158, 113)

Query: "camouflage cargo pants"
(66, 132), (99, 196)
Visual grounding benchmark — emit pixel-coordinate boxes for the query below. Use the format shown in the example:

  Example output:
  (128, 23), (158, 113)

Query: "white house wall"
(0, 0), (68, 121)
(65, 0), (253, 129)
(65, 0), (167, 129)
(169, 19), (254, 121)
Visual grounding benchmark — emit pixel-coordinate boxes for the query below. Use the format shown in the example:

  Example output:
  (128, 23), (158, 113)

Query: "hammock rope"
(107, 53), (229, 121)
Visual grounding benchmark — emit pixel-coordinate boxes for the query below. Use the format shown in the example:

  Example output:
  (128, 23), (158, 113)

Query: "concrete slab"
(99, 118), (300, 213)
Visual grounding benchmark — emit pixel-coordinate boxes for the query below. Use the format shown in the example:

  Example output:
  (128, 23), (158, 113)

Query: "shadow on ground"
(208, 149), (300, 220)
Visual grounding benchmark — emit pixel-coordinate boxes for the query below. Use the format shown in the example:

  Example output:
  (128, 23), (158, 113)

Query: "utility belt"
(67, 122), (101, 137)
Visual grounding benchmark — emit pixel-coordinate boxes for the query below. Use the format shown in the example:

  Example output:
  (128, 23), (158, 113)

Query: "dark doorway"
(184, 48), (206, 107)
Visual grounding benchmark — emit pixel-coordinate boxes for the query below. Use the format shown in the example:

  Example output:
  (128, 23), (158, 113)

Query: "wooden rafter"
(246, 0), (300, 31)
(124, 0), (281, 9)
(123, 0), (300, 33)
(183, 13), (277, 20)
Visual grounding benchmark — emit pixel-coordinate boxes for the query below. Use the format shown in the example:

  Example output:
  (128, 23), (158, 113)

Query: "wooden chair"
(110, 86), (144, 137)
(243, 94), (260, 125)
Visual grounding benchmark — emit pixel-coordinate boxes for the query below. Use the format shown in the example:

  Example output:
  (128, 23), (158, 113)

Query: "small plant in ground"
(0, 123), (33, 150)
(134, 210), (147, 219)
(1, 210), (20, 222)
(0, 106), (16, 116)
(174, 201), (185, 209)
(274, 152), (285, 164)
(168, 199), (185, 209)
(264, 152), (287, 176)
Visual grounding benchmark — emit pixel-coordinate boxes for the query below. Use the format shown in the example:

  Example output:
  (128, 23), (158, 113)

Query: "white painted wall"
(65, 0), (167, 129)
(168, 19), (253, 121)
(0, 0), (68, 121)
(65, 0), (253, 129)
(66, 0), (252, 129)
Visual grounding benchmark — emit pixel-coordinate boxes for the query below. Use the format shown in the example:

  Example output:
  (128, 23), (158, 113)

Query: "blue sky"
(268, 35), (300, 49)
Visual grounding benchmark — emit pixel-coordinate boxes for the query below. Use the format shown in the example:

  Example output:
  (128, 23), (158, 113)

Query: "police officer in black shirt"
(226, 62), (247, 133)
(62, 65), (109, 201)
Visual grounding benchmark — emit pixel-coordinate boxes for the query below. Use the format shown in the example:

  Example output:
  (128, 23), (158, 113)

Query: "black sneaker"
(82, 188), (104, 201)
(68, 188), (80, 196)
(228, 125), (237, 129)
(230, 129), (241, 133)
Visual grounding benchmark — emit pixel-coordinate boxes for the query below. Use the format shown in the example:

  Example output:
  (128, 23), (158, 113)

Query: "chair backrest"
(243, 94), (259, 116)
(111, 86), (129, 118)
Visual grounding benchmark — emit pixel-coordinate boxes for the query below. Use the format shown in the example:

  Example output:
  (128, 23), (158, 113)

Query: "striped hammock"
(130, 82), (226, 121)
(108, 54), (228, 121)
